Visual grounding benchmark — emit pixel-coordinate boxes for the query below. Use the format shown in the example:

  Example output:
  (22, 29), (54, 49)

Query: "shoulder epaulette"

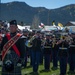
(2, 34), (5, 37)
(20, 35), (27, 39)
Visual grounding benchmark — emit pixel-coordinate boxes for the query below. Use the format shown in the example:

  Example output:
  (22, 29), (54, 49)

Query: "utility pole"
(47, 10), (50, 25)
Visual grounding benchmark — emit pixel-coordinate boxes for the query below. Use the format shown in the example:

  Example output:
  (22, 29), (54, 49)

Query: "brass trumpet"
(63, 35), (73, 42)
(41, 37), (47, 46)
(52, 35), (58, 48)
(52, 38), (56, 48)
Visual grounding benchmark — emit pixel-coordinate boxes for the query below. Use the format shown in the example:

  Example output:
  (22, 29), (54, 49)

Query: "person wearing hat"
(1, 20), (26, 75)
(31, 30), (42, 73)
(1, 28), (8, 35)
(22, 29), (29, 68)
(57, 33), (69, 75)
(39, 31), (45, 65)
(68, 32), (75, 74)
(43, 33), (53, 71)
(51, 35), (59, 70)
(35, 30), (43, 65)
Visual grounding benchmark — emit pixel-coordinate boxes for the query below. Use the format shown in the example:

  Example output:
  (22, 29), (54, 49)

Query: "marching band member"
(1, 20), (26, 75)
(27, 32), (34, 66)
(1, 28), (8, 35)
(31, 30), (42, 73)
(43, 33), (52, 71)
(52, 35), (59, 69)
(39, 31), (45, 65)
(58, 33), (69, 75)
(22, 29), (29, 68)
(68, 32), (75, 74)
(0, 30), (2, 61)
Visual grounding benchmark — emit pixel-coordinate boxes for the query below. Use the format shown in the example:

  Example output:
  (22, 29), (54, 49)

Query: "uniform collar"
(10, 32), (17, 37)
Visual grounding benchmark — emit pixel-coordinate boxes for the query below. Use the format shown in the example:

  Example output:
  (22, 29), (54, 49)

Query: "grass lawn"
(0, 62), (75, 75)
(21, 62), (75, 75)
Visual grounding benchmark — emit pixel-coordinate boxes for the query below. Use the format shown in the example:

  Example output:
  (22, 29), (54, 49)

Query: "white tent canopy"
(41, 25), (64, 31)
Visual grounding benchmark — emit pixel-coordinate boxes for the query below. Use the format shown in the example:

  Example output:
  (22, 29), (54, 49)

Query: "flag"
(52, 20), (56, 26)
(58, 22), (63, 27)
(39, 22), (45, 28)
(40, 23), (44, 27)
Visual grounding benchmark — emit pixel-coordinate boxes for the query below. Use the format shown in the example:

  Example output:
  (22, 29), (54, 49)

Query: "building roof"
(70, 21), (75, 25)
(65, 21), (75, 26)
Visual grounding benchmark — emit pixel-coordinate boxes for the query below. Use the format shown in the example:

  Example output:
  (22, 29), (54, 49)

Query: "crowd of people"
(0, 20), (75, 75)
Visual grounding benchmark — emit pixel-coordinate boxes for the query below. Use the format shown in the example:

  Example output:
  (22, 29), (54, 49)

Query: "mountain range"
(0, 1), (75, 25)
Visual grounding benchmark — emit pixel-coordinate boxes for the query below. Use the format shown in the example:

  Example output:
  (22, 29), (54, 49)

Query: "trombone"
(25, 35), (36, 47)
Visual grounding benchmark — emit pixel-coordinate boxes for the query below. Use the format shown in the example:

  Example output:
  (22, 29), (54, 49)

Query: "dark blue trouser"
(22, 52), (27, 67)
(44, 54), (50, 70)
(69, 54), (75, 72)
(59, 56), (67, 75)
(32, 51), (40, 72)
(40, 49), (43, 64)
(29, 48), (32, 66)
(52, 50), (58, 68)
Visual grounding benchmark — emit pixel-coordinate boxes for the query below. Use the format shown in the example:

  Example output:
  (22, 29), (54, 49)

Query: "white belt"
(70, 45), (75, 47)
(44, 46), (51, 48)
(17, 63), (22, 67)
(59, 47), (67, 50)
